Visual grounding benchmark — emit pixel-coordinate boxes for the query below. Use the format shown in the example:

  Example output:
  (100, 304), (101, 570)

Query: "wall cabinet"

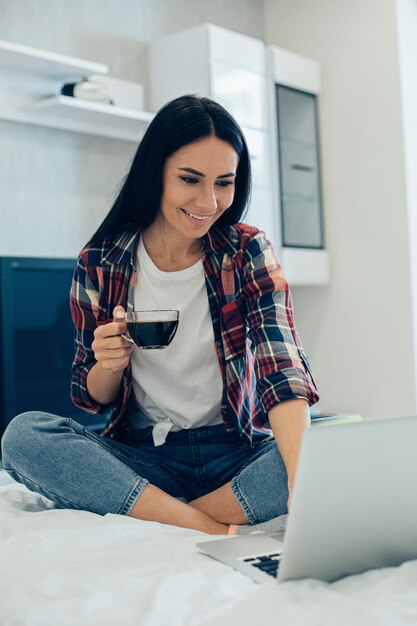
(149, 23), (276, 249)
(268, 45), (329, 284)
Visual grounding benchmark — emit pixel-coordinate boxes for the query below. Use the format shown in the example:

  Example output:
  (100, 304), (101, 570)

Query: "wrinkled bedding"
(1, 481), (417, 626)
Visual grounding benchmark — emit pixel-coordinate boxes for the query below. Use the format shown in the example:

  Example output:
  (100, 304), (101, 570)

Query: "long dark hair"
(87, 94), (252, 245)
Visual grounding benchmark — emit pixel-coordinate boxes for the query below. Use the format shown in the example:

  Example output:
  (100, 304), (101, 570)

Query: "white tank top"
(129, 234), (224, 446)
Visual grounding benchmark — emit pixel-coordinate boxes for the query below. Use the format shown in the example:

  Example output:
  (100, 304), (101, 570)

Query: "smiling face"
(156, 135), (239, 243)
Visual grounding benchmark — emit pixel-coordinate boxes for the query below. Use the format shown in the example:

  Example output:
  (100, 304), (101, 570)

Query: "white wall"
(397, 0), (417, 411)
(264, 0), (416, 418)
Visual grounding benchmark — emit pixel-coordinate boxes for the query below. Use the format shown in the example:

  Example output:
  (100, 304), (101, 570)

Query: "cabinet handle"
(290, 164), (313, 172)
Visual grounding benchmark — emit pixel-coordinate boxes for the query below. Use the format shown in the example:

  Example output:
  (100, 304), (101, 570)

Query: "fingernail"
(116, 311), (125, 319)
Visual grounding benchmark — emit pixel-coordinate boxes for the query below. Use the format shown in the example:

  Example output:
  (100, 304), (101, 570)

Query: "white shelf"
(0, 39), (154, 141)
(0, 39), (108, 79)
(33, 95), (154, 141)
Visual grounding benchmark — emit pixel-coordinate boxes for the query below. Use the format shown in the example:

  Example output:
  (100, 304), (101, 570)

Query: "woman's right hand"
(92, 306), (134, 373)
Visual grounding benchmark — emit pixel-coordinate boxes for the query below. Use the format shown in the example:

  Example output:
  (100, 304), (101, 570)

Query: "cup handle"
(121, 333), (134, 343)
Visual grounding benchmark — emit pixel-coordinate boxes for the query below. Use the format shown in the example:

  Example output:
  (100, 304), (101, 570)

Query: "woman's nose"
(195, 185), (218, 211)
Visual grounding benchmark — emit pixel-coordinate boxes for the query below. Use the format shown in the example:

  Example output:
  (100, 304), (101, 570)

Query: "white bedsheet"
(1, 482), (417, 626)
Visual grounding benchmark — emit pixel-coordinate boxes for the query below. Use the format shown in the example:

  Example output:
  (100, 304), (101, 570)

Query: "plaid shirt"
(70, 222), (319, 447)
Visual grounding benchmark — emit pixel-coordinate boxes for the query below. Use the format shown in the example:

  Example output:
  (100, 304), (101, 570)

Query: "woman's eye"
(180, 177), (199, 185)
(180, 177), (233, 188)
(217, 181), (234, 188)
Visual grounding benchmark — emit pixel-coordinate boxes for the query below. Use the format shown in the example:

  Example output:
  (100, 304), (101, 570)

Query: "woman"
(1, 94), (319, 535)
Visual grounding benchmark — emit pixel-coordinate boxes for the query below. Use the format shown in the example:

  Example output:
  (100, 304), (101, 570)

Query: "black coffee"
(127, 320), (178, 349)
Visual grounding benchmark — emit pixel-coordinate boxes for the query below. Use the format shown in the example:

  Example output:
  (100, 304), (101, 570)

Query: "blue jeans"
(1, 411), (288, 524)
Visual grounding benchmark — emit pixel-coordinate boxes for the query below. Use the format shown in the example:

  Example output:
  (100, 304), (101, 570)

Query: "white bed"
(1, 480), (417, 626)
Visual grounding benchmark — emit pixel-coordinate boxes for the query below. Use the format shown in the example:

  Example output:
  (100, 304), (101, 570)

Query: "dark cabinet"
(276, 85), (324, 249)
(0, 257), (106, 437)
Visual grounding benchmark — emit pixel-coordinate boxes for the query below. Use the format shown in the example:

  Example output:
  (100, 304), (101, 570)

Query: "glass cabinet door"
(276, 85), (324, 249)
(211, 60), (268, 129)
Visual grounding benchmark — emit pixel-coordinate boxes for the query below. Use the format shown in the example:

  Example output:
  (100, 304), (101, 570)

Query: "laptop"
(197, 415), (417, 583)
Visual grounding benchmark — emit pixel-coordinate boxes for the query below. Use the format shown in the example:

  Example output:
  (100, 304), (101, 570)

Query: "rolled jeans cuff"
(230, 477), (261, 525)
(230, 443), (289, 525)
(120, 477), (150, 515)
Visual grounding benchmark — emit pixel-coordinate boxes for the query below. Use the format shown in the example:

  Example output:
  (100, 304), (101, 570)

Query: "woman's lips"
(180, 208), (214, 225)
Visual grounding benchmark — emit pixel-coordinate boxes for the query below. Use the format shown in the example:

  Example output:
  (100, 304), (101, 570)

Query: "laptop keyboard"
(243, 552), (282, 578)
